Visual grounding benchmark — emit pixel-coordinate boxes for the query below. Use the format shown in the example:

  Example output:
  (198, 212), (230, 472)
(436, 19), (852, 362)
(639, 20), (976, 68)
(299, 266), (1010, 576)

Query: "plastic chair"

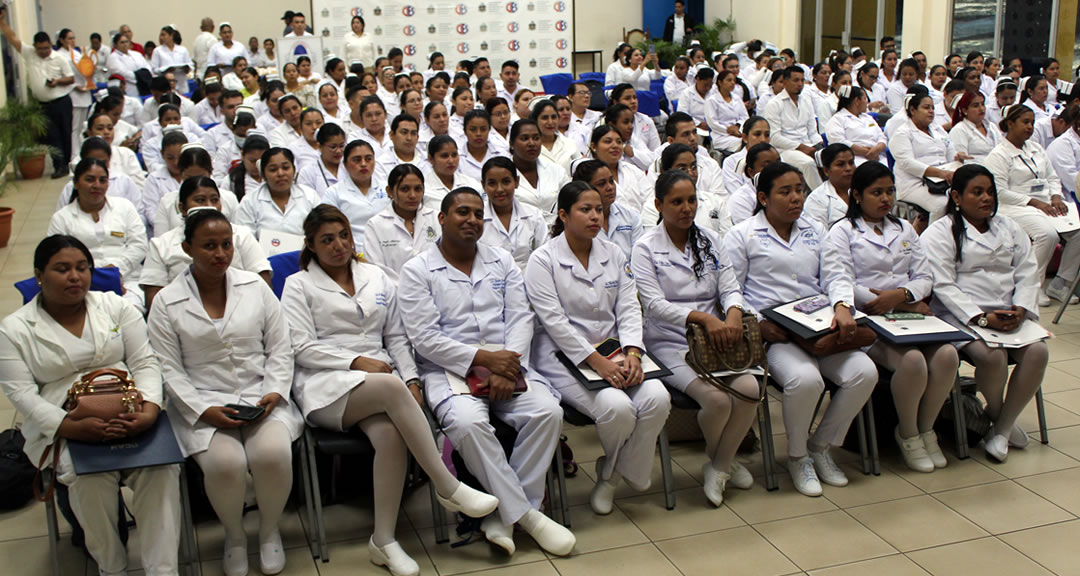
(268, 251), (301, 299)
(636, 90), (661, 118)
(14, 267), (124, 304)
(578, 72), (606, 84)
(199, 122), (219, 132)
(583, 80), (607, 112)
(540, 73), (573, 97)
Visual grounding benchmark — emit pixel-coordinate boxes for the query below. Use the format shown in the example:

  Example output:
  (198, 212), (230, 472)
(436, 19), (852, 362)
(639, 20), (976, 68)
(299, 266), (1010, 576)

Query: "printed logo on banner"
(508, 40), (520, 51)
(528, 21), (536, 30)
(527, 1), (535, 10)
(404, 44), (416, 56)
(350, 7), (364, 16)
(507, 22), (519, 33)
(402, 5), (415, 16)
(429, 24), (437, 34)
(480, 23), (488, 32)
(457, 42), (470, 54)
(456, 23), (470, 34)
(528, 58), (536, 67)
(556, 39), (568, 50)
(403, 25), (416, 36)
(555, 20), (567, 31)
(375, 26), (384, 35)
(429, 43), (438, 52)
(427, 5), (436, 13)
(479, 3), (487, 11)
(374, 6), (383, 15)
(529, 40), (537, 49)
(322, 8), (329, 17)
(480, 41), (489, 51)
(506, 2), (518, 12)
(455, 3), (468, 14)
(556, 57), (568, 68)
(554, 1), (566, 11)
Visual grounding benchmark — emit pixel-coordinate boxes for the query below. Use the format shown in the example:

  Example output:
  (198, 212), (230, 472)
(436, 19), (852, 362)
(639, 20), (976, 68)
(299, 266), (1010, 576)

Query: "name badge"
(110, 231), (125, 238)
(1030, 179), (1047, 195)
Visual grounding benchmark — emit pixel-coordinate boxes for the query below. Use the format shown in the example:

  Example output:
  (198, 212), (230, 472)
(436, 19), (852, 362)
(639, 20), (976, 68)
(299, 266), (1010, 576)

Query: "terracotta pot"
(0, 207), (13, 248)
(16, 152), (46, 180)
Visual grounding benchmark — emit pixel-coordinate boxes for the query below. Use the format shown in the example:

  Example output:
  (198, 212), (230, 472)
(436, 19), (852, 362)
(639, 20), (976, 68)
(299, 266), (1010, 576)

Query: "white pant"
(780, 149), (823, 190)
(60, 450), (181, 576)
(898, 183), (948, 221)
(557, 379), (671, 489)
(1004, 206), (1080, 283)
(766, 343), (878, 458)
(433, 385), (563, 526)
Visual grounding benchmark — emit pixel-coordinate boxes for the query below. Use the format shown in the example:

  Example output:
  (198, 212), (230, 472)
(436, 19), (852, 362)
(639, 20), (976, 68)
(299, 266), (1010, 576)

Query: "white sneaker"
(437, 482), (500, 518)
(481, 514), (516, 555)
(223, 538), (248, 576)
(1047, 280), (1079, 305)
(809, 448), (849, 487)
(1008, 423), (1030, 448)
(1038, 288), (1052, 307)
(702, 462), (729, 507)
(729, 461), (754, 490)
(589, 458), (619, 515)
(259, 529), (286, 575)
(368, 537), (420, 576)
(896, 427), (934, 473)
(787, 456), (822, 497)
(519, 509), (576, 556)
(920, 430), (948, 469)
(984, 430), (1009, 463)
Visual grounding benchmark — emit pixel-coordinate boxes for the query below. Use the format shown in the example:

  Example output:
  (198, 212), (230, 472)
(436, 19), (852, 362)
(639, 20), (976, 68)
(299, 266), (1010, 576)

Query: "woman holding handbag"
(148, 209), (304, 576)
(0, 235), (181, 575)
(723, 162), (878, 497)
(822, 162), (959, 473)
(632, 170), (760, 506)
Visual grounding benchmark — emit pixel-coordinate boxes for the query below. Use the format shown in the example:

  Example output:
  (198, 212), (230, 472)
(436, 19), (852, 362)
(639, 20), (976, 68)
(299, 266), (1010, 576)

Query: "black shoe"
(50, 169), (69, 179)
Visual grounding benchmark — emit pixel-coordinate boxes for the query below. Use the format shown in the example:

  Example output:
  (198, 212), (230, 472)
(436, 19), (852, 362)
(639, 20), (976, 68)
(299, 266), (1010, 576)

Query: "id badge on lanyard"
(1030, 178), (1048, 196)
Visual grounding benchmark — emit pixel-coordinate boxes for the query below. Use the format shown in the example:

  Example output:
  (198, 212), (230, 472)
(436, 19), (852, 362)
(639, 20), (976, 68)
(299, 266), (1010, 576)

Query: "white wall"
(706, 0), (800, 54)
(572, 0), (643, 59)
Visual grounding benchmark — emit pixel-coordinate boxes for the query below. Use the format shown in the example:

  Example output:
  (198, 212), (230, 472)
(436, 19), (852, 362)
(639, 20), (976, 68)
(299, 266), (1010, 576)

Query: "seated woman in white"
(154, 144), (239, 234)
(81, 111), (146, 189)
(574, 157), (645, 259)
(222, 134), (270, 201)
(948, 91), (1002, 163)
(269, 94), (304, 149)
(147, 209), (304, 576)
(323, 140), (390, 255)
(363, 165), (440, 281)
(923, 165), (1047, 462)
(822, 162), (959, 473)
(531, 99), (581, 173)
(587, 125), (649, 214)
(49, 159), (147, 301)
(210, 107), (258, 184)
(296, 123), (347, 197)
(728, 142), (781, 224)
(486, 97), (513, 154)
(609, 84), (663, 161)
(631, 171), (759, 506)
(804, 144), (856, 227)
(0, 236), (181, 576)
(889, 92), (960, 223)
(418, 101), (450, 157)
(448, 86), (474, 143)
(1020, 75), (1053, 122)
(985, 104), (1080, 307)
(422, 135), (482, 212)
(706, 70), (750, 154)
(604, 102), (655, 174)
(281, 205), (497, 576)
(511, 119), (571, 220)
(526, 181), (672, 515)
(143, 131), (188, 236)
(825, 86), (887, 166)
(611, 48), (661, 91)
(316, 81), (348, 126)
(478, 156), (549, 273)
(457, 109), (508, 182)
(141, 105), (204, 175)
(234, 148), (321, 239)
(57, 138), (145, 227)
(723, 162), (877, 497)
(288, 108), (325, 176)
(141, 176), (271, 311)
(815, 70), (851, 128)
(1047, 112), (1080, 196)
(723, 116), (772, 199)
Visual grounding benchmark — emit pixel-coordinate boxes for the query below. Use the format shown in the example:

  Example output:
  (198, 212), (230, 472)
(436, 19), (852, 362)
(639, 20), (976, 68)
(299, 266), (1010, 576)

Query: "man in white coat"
(398, 189), (575, 558)
(192, 18), (217, 79)
(763, 66), (824, 188)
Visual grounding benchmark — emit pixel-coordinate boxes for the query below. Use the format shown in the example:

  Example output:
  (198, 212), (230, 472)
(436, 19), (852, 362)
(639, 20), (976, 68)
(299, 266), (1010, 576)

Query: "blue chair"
(200, 122), (220, 132)
(636, 90), (661, 117)
(268, 250), (301, 299)
(579, 72), (605, 84)
(540, 73), (573, 97)
(14, 267), (124, 304)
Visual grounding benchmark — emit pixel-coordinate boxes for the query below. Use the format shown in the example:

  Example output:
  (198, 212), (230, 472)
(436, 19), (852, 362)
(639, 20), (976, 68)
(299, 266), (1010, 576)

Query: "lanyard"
(1018, 154), (1040, 180)
(319, 162), (331, 188)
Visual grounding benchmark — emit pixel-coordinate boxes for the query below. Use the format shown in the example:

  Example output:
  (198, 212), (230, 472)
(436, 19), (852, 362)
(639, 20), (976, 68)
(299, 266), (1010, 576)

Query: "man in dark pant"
(42, 94), (73, 178)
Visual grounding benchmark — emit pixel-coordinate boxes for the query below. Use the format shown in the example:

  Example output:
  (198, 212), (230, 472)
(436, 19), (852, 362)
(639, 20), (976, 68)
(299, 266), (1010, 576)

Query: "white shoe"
(984, 430), (1009, 463)
(787, 456), (822, 497)
(920, 430), (948, 469)
(481, 514), (516, 555)
(259, 529), (286, 575)
(437, 482), (500, 518)
(809, 448), (849, 487)
(1038, 288), (1052, 307)
(223, 538), (248, 576)
(519, 509), (576, 556)
(729, 461), (754, 490)
(368, 537), (420, 576)
(702, 462), (729, 507)
(1047, 280), (1079, 305)
(896, 427), (934, 473)
(1008, 423), (1030, 448)
(589, 458), (619, 515)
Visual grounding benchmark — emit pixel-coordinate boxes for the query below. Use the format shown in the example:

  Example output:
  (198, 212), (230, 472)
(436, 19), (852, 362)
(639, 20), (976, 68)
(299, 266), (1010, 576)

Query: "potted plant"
(0, 98), (51, 247)
(635, 17), (736, 71)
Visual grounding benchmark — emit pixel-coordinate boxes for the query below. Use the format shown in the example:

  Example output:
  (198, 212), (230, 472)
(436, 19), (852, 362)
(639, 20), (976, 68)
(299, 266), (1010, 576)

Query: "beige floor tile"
(820, 461), (922, 509)
(906, 537), (1054, 576)
(199, 544), (318, 576)
(808, 554), (930, 576)
(315, 531), (436, 576)
(846, 495), (987, 552)
(616, 486), (745, 541)
(559, 503), (648, 554)
(561, 426), (606, 464)
(401, 480), (449, 530)
(1048, 333), (1080, 361)
(883, 452), (1006, 493)
(999, 519), (1080, 576)
(656, 525), (799, 576)
(1042, 365), (1080, 393)
(0, 499), (73, 542)
(550, 543), (681, 576)
(1017, 397), (1080, 433)
(967, 438), (1079, 478)
(755, 510), (896, 570)
(415, 518), (548, 576)
(1046, 388), (1080, 416)
(933, 480), (1074, 535)
(451, 560), (561, 576)
(195, 507), (308, 561)
(296, 500), (378, 545)
(0, 534), (86, 576)
(1046, 424), (1080, 460)
(558, 460), (604, 508)
(578, 454), (699, 501)
(722, 474), (838, 525)
(1017, 467), (1080, 516)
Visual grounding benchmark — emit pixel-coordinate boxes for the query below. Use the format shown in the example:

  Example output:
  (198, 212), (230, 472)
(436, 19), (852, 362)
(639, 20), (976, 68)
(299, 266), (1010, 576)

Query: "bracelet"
(406, 379), (421, 388)
(626, 349), (643, 360)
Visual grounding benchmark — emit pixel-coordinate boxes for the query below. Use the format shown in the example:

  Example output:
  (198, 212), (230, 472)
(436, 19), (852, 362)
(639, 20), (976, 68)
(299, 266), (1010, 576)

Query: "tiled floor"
(2, 178), (1080, 575)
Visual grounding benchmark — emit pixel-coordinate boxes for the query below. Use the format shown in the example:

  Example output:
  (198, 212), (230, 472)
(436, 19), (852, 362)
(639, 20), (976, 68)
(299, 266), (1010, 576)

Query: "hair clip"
(837, 85), (852, 98)
(852, 60), (867, 73)
(814, 149), (825, 169)
(949, 93), (964, 109)
(181, 142), (207, 152)
(752, 172), (762, 189)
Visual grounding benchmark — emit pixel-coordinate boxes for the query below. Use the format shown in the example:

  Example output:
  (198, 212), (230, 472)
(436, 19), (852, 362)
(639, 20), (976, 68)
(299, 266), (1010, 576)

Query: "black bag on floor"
(0, 429), (36, 510)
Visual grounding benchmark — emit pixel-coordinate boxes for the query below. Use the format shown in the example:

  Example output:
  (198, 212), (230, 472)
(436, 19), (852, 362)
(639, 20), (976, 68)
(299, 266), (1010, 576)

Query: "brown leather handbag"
(685, 315), (767, 403)
(34, 369), (144, 501)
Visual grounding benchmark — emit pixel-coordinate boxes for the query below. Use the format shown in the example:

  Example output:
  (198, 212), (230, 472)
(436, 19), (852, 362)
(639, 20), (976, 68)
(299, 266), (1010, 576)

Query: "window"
(951, 0), (997, 56)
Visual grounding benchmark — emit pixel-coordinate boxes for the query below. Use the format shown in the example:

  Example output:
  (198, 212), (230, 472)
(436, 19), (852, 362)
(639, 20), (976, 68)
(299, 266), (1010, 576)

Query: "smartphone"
(884, 312), (925, 321)
(794, 296), (830, 315)
(648, 43), (656, 55)
(225, 404), (265, 421)
(594, 338), (623, 360)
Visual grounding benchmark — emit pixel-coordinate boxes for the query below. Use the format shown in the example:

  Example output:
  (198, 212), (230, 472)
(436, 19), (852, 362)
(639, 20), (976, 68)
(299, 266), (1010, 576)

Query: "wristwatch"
(903, 288), (915, 303)
(835, 301), (852, 311)
(626, 349), (643, 360)
(977, 314), (989, 328)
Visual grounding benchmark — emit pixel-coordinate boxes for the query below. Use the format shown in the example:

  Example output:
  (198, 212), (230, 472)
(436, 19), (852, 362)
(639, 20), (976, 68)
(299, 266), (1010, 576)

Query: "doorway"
(800, 0), (899, 65)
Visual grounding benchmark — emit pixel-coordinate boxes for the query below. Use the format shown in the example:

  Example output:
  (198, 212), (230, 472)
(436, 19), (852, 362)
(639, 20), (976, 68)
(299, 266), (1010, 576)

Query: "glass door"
(801, 0), (885, 64)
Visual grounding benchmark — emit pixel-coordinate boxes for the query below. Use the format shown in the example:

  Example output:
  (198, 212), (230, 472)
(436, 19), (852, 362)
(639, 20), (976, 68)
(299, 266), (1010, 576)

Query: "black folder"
(68, 412), (184, 475)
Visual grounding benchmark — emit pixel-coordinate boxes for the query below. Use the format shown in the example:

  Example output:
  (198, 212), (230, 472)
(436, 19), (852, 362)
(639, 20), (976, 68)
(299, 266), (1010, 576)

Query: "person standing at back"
(663, 0), (696, 45)
(193, 18), (216, 79)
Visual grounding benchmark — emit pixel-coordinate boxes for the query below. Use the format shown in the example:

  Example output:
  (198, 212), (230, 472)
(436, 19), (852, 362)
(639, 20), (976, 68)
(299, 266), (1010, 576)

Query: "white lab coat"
(56, 172), (146, 228)
(631, 224), (746, 391)
(106, 50), (150, 97)
(681, 87), (709, 127)
(206, 42), (246, 70)
(540, 133), (581, 174)
(147, 268), (303, 456)
(706, 92), (750, 153)
(373, 146), (432, 186)
(153, 188), (239, 237)
(363, 204), (441, 281)
(949, 119), (1002, 162)
(150, 44), (193, 87)
(763, 90), (823, 151)
(664, 75), (691, 108)
(139, 224), (270, 289)
(1046, 127), (1080, 195)
(322, 178), (390, 253)
(143, 167), (181, 229)
(601, 202), (644, 261)
(233, 183), (321, 239)
(269, 122), (302, 149)
(422, 169), (482, 212)
(296, 159), (346, 198)
(48, 197), (147, 282)
(889, 121), (955, 219)
(984, 138), (1063, 209)
(629, 111), (662, 164)
(280, 259), (417, 424)
(1023, 99), (1052, 122)
(727, 181), (758, 225)
(192, 31), (217, 77)
(822, 216), (933, 308)
(480, 197), (549, 273)
(613, 160), (650, 213)
(824, 108), (887, 165)
(458, 145), (509, 182)
(885, 81), (916, 114)
(343, 32), (377, 67)
(514, 157), (572, 219)
(612, 65), (660, 91)
(288, 138), (321, 175)
(723, 149), (748, 198)
(803, 180), (850, 227)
